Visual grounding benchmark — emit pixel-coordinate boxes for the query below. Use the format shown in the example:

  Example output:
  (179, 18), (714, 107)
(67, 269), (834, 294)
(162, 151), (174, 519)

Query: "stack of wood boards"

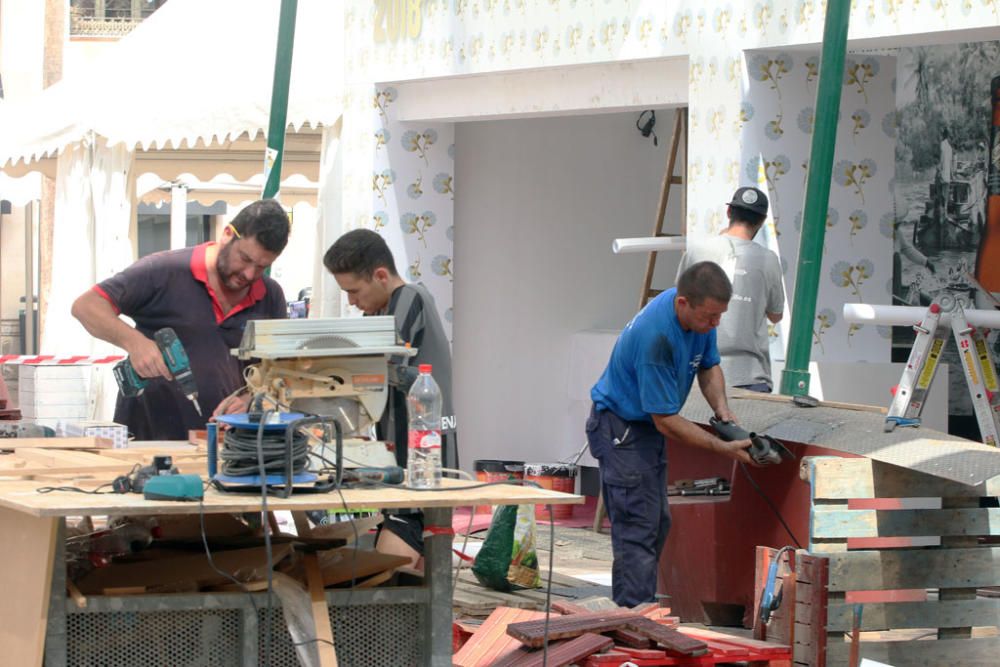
(792, 456), (1000, 666)
(0, 437), (204, 480)
(454, 599), (791, 666)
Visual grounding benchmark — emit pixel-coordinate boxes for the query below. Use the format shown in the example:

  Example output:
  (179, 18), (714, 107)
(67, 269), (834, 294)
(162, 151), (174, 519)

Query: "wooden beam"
(824, 547), (1000, 592)
(0, 506), (58, 666)
(304, 553), (338, 667)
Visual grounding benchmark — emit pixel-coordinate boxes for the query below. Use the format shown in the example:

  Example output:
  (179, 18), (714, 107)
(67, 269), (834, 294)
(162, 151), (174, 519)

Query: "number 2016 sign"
(374, 0), (423, 43)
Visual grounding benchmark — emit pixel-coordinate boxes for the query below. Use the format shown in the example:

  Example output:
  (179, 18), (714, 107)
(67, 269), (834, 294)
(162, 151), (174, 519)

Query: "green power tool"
(113, 327), (202, 416)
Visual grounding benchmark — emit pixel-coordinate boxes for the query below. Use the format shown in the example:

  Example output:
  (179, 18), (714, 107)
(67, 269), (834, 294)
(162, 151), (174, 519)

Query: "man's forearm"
(698, 365), (731, 419)
(653, 412), (725, 455)
(71, 290), (139, 351)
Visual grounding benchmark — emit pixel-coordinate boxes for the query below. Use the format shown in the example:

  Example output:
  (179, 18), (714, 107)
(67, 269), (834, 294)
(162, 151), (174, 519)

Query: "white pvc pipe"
(612, 236), (686, 254)
(843, 303), (1000, 328)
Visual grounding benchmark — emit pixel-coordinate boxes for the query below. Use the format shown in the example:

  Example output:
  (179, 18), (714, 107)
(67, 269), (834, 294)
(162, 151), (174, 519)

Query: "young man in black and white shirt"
(323, 229), (455, 570)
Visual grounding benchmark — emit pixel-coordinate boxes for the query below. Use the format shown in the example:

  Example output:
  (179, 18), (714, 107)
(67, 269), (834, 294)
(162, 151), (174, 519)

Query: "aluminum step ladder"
(886, 294), (1000, 446)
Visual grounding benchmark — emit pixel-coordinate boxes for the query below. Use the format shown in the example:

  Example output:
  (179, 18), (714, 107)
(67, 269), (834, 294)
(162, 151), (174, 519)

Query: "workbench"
(0, 478), (582, 666)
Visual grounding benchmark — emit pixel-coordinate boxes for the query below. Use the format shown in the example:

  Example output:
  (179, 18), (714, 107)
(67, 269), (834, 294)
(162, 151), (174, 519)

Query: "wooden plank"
(624, 617), (708, 656)
(939, 496), (980, 640)
(678, 626), (790, 654)
(825, 636), (1000, 665)
(0, 437), (112, 450)
(0, 478), (583, 518)
(825, 548), (1000, 592)
(304, 553), (339, 667)
(14, 448), (119, 467)
(736, 391), (887, 414)
(795, 553), (829, 667)
(805, 457), (996, 500)
(827, 599), (1000, 632)
(0, 507), (58, 667)
(549, 599), (592, 615)
(76, 544), (294, 595)
(453, 607), (548, 667)
(0, 462), (135, 477)
(283, 548), (409, 588)
(506, 611), (639, 648)
(503, 633), (613, 667)
(810, 507), (1000, 539)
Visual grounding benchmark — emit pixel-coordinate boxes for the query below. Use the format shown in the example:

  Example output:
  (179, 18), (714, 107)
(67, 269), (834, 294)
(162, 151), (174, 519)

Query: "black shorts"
(378, 511), (424, 554)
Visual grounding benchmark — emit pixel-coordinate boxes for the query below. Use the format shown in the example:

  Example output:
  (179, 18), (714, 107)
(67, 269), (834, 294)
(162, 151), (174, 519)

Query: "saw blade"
(298, 334), (360, 350)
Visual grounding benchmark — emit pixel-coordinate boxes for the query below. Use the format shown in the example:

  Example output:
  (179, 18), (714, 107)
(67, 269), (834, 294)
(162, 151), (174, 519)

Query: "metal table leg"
(422, 507), (453, 666)
(44, 519), (67, 667)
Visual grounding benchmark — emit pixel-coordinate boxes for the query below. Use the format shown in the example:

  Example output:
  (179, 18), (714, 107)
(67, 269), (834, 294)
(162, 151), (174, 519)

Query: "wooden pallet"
(795, 456), (1000, 666)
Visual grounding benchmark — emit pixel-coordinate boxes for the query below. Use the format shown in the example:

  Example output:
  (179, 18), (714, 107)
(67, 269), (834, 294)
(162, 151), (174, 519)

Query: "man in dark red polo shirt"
(71, 199), (290, 440)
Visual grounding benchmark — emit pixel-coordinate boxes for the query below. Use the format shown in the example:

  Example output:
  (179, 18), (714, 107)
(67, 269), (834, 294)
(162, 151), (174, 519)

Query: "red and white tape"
(0, 355), (125, 365)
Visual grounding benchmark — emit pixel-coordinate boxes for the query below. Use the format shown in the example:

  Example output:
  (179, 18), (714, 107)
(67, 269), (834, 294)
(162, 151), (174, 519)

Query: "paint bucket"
(474, 460), (524, 514)
(524, 463), (577, 520)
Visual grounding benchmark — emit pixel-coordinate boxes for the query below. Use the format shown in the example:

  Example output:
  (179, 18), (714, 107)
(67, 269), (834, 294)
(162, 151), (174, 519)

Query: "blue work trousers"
(586, 405), (671, 607)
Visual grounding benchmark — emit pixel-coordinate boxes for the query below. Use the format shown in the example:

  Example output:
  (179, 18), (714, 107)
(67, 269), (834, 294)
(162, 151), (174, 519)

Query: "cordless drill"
(113, 327), (202, 416)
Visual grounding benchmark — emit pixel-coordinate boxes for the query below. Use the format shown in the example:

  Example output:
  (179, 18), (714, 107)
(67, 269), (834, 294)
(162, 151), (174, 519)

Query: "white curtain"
(42, 133), (134, 421)
(310, 120), (343, 318)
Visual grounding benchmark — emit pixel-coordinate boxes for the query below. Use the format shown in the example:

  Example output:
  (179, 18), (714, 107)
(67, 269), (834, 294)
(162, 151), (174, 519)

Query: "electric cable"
(541, 503), (555, 667)
(37, 484), (116, 494)
(442, 467), (477, 596)
(219, 426), (309, 477)
(198, 497), (259, 618)
(255, 409), (276, 667)
(738, 462), (803, 549)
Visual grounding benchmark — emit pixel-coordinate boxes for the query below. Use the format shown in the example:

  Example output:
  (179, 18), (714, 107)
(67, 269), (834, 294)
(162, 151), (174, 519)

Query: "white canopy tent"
(0, 0), (345, 419)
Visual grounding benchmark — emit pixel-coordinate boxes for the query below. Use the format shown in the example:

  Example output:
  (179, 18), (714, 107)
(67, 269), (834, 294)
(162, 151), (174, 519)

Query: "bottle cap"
(419, 364), (432, 373)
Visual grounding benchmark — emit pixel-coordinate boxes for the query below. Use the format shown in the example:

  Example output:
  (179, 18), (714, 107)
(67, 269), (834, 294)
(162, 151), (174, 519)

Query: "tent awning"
(0, 0), (343, 169)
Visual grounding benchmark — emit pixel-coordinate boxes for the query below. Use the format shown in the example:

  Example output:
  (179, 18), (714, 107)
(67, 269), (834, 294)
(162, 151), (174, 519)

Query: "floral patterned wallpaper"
(737, 52), (895, 363)
(342, 0), (1000, 373)
(369, 85), (455, 340)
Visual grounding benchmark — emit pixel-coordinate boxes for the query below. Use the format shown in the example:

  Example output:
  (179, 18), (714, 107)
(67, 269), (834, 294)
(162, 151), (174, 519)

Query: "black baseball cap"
(727, 186), (769, 217)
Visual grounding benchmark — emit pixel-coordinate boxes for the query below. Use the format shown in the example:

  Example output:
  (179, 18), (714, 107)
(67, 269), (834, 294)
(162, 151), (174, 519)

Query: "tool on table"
(340, 465), (405, 486)
(0, 422), (56, 438)
(710, 417), (793, 466)
(113, 327), (202, 416)
(111, 455), (179, 493)
(759, 546), (795, 625)
(792, 394), (819, 408)
(885, 294), (1000, 445)
(142, 474), (203, 501)
(207, 317), (418, 496)
(667, 477), (730, 496)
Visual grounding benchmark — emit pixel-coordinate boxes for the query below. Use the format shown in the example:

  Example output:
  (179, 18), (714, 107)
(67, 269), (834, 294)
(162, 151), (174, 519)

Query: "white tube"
(843, 302), (1000, 328)
(612, 236), (687, 254)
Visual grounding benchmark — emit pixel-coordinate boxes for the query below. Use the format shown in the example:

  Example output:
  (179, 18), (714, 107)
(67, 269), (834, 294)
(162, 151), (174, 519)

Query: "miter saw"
(206, 316), (416, 494)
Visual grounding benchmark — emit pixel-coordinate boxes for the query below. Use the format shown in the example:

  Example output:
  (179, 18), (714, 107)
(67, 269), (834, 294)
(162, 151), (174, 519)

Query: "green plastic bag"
(471, 504), (540, 592)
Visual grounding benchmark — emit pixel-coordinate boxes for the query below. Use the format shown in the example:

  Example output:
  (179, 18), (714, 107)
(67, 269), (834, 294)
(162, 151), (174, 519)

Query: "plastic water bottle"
(407, 364), (443, 488)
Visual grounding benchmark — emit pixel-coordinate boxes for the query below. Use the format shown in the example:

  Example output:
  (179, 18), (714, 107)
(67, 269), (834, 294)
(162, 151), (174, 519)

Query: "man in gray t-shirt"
(323, 229), (455, 571)
(677, 186), (784, 392)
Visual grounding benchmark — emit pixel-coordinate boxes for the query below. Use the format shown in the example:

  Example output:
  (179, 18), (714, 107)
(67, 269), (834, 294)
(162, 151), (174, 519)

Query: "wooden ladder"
(637, 107), (688, 310)
(593, 107), (688, 535)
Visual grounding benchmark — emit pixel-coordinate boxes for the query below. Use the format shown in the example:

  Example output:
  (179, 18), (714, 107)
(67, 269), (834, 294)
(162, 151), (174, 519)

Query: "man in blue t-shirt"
(588, 261), (754, 607)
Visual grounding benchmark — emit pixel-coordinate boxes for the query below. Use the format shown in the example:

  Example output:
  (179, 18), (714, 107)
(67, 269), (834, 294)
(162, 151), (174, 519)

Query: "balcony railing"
(69, 3), (166, 38)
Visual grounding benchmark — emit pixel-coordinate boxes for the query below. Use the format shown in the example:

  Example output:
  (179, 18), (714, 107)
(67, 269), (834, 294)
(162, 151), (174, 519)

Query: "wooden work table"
(0, 477), (582, 666)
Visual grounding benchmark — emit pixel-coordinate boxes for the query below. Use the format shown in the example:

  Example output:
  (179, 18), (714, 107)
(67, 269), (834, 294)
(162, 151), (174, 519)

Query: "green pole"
(778, 0), (851, 397)
(262, 0), (298, 200)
